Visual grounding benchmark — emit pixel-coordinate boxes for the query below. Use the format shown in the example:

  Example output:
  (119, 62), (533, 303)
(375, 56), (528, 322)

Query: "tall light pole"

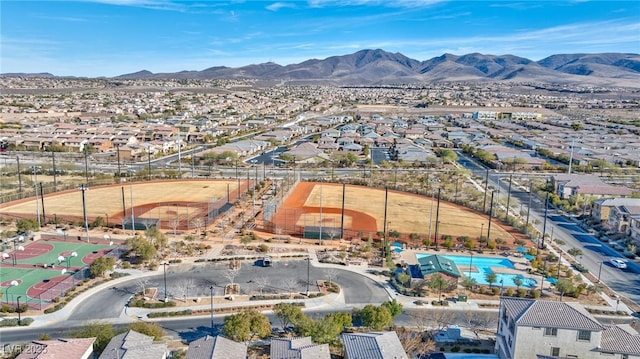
(12, 237), (24, 266)
(79, 185), (90, 242)
(209, 285), (214, 333)
(32, 166), (41, 228)
(16, 296), (22, 325)
(161, 263), (169, 302)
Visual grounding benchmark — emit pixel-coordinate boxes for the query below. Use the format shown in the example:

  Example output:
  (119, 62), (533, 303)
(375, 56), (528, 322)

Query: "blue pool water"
(416, 254), (538, 287)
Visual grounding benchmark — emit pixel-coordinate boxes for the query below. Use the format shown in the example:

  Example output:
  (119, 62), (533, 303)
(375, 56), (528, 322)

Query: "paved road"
(68, 259), (389, 321)
(456, 151), (640, 306)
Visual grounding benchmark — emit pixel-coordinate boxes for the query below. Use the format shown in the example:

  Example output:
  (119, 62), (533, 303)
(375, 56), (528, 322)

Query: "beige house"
(496, 297), (640, 359)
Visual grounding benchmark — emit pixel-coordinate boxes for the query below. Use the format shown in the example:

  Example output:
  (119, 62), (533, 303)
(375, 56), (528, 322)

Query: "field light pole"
(32, 166), (41, 228)
(79, 185), (90, 242)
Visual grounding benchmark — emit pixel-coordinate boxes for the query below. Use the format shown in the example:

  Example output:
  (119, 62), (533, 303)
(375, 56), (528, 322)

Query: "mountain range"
(5, 49), (640, 87)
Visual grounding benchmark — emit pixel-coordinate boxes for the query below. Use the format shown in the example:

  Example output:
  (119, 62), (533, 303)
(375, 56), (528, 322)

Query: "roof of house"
(594, 198), (640, 207)
(98, 330), (167, 359)
(16, 338), (95, 359)
(341, 331), (408, 359)
(270, 337), (330, 359)
(412, 254), (461, 278)
(599, 324), (640, 355)
(186, 335), (246, 359)
(501, 297), (603, 331)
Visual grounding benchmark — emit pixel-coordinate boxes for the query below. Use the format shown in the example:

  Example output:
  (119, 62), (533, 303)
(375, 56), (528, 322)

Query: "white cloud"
(266, 2), (297, 11)
(307, 0), (445, 8)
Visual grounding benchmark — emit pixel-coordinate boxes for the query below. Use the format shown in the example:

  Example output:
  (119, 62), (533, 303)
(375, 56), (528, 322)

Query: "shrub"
(530, 289), (541, 298)
(491, 287), (500, 296)
(0, 317), (34, 327)
(451, 346), (461, 352)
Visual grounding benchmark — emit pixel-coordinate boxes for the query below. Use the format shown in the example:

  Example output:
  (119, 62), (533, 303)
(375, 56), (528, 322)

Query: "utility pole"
(541, 192), (550, 249)
(482, 168), (489, 213)
(487, 191), (495, 243)
(434, 188), (441, 250)
(33, 166), (41, 228)
(525, 182), (532, 235)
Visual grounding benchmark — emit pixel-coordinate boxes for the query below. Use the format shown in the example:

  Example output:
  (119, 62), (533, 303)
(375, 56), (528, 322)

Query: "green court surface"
(17, 241), (112, 268)
(0, 266), (69, 303)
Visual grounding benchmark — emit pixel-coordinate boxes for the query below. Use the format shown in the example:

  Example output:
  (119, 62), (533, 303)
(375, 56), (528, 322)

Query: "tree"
(485, 272), (498, 289)
(240, 235), (252, 249)
(462, 277), (477, 292)
(310, 312), (352, 345)
(126, 236), (157, 263)
(397, 272), (411, 287)
(462, 311), (498, 339)
(274, 303), (304, 331)
(428, 274), (448, 302)
(382, 299), (403, 317)
(145, 227), (168, 249)
(354, 304), (393, 330)
(396, 327), (435, 358)
(513, 275), (523, 290)
(72, 321), (117, 354)
(254, 276), (269, 294)
(555, 279), (574, 301)
(128, 322), (165, 341)
(223, 310), (271, 342)
(89, 256), (115, 278)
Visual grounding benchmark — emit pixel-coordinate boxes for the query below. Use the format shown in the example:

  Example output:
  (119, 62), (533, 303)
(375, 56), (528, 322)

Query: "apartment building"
(496, 297), (640, 359)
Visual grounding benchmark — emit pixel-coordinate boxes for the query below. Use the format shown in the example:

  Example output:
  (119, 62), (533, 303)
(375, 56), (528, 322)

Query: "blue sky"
(1, 0), (639, 77)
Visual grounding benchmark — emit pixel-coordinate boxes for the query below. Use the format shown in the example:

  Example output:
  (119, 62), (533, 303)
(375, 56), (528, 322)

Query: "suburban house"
(551, 174), (633, 200)
(408, 254), (462, 283)
(341, 331), (408, 359)
(607, 203), (640, 235)
(592, 198), (640, 223)
(186, 335), (247, 359)
(270, 337), (330, 359)
(495, 297), (640, 359)
(16, 338), (95, 359)
(99, 330), (167, 359)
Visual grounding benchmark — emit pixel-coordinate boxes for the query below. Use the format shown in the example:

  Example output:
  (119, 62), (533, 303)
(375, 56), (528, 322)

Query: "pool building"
(411, 253), (538, 288)
(408, 254), (462, 282)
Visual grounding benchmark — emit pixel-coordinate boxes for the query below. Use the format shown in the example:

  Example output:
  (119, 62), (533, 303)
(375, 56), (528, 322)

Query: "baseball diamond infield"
(0, 179), (246, 230)
(270, 182), (515, 241)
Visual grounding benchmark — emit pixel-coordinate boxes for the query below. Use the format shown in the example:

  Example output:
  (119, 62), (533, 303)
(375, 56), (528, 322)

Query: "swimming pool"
(416, 253), (537, 287)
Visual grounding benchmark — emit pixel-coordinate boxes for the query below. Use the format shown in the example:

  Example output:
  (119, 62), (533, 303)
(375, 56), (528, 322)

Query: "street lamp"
(78, 184), (90, 242)
(58, 251), (78, 269)
(209, 285), (214, 334)
(480, 223), (484, 242)
(16, 296), (22, 325)
(5, 280), (18, 303)
(597, 261), (604, 283)
(306, 257), (311, 296)
(161, 263), (169, 302)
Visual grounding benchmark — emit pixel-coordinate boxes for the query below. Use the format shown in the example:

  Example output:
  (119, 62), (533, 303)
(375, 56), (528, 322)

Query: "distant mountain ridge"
(4, 49), (640, 87)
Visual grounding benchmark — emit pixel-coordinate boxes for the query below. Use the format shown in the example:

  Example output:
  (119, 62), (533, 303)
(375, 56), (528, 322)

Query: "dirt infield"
(0, 179), (246, 229)
(270, 182), (515, 241)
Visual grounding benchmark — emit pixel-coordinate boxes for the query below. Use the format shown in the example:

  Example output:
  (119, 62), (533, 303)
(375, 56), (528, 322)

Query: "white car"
(610, 258), (627, 269)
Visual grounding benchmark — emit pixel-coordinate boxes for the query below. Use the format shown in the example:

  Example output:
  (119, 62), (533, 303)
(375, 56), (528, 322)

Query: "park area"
(0, 238), (114, 309)
(0, 179), (244, 230)
(269, 182), (515, 243)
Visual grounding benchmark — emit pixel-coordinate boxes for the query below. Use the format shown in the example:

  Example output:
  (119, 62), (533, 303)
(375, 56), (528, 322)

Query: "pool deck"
(400, 248), (548, 288)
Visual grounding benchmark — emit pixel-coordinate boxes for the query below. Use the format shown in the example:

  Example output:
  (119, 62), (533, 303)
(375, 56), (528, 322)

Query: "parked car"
(610, 258), (627, 269)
